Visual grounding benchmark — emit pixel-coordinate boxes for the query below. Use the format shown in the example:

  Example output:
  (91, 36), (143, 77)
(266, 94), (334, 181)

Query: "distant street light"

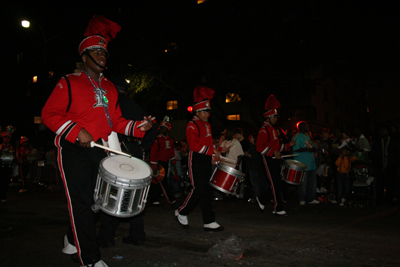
(21, 20), (30, 28)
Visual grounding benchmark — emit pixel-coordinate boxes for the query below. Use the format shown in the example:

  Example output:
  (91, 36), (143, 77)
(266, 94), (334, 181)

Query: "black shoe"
(122, 236), (145, 246)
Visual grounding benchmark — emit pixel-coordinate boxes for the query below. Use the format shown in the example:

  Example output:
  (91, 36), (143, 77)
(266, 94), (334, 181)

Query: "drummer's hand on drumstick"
(77, 128), (94, 148)
(274, 150), (282, 159)
(213, 148), (221, 161)
(138, 116), (154, 131)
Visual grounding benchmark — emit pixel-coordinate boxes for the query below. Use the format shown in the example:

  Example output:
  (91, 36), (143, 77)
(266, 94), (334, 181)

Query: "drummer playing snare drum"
(174, 86), (224, 232)
(41, 16), (153, 267)
(256, 95), (295, 216)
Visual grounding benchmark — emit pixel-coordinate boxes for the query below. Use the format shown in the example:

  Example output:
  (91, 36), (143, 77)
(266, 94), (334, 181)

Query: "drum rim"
(99, 155), (153, 184)
(217, 163), (244, 178)
(283, 159), (307, 171)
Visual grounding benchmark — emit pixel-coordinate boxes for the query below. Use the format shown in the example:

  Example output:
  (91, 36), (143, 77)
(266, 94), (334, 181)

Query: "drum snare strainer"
(93, 155), (153, 217)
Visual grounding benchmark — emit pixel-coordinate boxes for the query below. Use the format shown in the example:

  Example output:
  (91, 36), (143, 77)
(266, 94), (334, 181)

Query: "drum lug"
(91, 198), (102, 213)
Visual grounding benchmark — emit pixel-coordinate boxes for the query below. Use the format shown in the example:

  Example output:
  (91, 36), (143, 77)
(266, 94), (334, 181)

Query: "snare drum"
(1, 151), (14, 166)
(93, 155), (153, 218)
(210, 163), (244, 195)
(281, 159), (307, 185)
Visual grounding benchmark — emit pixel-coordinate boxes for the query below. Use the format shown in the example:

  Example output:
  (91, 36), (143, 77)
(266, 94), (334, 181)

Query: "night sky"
(3, 0), (400, 136)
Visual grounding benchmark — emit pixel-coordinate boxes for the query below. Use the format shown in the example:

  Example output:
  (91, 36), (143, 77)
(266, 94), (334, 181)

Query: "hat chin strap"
(85, 52), (106, 69)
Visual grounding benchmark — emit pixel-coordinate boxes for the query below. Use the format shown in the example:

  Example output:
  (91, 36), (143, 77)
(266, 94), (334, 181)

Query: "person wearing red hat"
(0, 131), (16, 202)
(174, 86), (224, 231)
(41, 15), (153, 267)
(148, 119), (177, 207)
(256, 95), (295, 216)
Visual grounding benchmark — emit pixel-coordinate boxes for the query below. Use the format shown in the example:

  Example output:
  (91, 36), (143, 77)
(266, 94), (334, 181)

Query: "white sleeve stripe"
(199, 146), (206, 154)
(125, 121), (134, 135)
(56, 120), (72, 135)
(262, 146), (270, 155)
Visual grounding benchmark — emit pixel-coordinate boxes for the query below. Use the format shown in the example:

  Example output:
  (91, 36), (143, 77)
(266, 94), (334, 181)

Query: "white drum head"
(102, 156), (151, 180)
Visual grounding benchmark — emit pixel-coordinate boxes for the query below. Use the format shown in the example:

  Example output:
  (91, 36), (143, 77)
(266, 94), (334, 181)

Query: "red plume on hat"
(193, 86), (215, 112)
(78, 15), (121, 56)
(193, 86), (215, 103)
(84, 15), (121, 41)
(263, 94), (280, 118)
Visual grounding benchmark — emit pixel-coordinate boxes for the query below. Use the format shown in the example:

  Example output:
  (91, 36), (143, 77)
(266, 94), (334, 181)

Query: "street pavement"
(1, 182), (399, 267)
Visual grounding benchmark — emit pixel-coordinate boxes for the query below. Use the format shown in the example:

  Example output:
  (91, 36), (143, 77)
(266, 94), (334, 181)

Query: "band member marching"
(148, 116), (177, 207)
(41, 15), (153, 267)
(174, 86), (224, 231)
(256, 95), (295, 216)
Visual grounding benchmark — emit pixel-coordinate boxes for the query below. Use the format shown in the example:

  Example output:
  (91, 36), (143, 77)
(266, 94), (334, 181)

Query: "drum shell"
(281, 159), (307, 185)
(94, 155), (153, 218)
(1, 151), (14, 166)
(210, 163), (244, 195)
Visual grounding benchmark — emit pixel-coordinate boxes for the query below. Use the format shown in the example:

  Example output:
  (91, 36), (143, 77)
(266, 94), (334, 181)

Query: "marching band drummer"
(174, 86), (225, 231)
(41, 16), (153, 267)
(256, 95), (295, 216)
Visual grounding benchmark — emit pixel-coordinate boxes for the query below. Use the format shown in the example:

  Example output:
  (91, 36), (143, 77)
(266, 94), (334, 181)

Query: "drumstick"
(90, 142), (132, 158)
(136, 117), (156, 129)
(272, 154), (299, 159)
(213, 154), (237, 164)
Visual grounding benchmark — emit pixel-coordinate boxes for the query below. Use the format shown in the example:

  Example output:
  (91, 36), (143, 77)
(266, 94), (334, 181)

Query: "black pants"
(178, 151), (215, 224)
(148, 160), (176, 205)
(0, 165), (12, 199)
(261, 155), (284, 212)
(58, 138), (106, 266)
(98, 212), (145, 244)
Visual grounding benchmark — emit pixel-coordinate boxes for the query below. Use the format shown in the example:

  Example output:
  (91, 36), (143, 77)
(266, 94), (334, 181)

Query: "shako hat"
(78, 15), (121, 56)
(263, 94), (280, 118)
(159, 116), (172, 130)
(192, 86), (215, 112)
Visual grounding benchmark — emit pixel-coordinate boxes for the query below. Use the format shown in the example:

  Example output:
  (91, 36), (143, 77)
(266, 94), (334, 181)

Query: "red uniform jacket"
(256, 122), (290, 157)
(186, 116), (214, 156)
(150, 134), (175, 164)
(41, 72), (144, 143)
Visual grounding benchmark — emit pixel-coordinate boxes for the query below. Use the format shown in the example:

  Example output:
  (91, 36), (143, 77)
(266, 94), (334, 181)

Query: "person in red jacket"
(41, 16), (153, 267)
(148, 120), (177, 207)
(174, 86), (224, 231)
(256, 95), (295, 216)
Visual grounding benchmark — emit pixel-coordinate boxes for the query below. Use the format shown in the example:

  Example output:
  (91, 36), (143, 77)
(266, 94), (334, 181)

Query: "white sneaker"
(300, 201), (306, 205)
(62, 235), (77, 254)
(320, 187), (328, 193)
(174, 210), (188, 227)
(272, 210), (287, 216)
(256, 197), (265, 210)
(203, 222), (224, 231)
(308, 200), (320, 204)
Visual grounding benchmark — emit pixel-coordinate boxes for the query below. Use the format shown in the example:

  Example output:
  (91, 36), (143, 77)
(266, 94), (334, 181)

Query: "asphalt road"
(1, 183), (399, 267)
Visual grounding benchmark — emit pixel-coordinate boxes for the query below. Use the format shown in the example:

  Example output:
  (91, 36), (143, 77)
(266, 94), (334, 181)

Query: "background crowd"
(1, 120), (400, 208)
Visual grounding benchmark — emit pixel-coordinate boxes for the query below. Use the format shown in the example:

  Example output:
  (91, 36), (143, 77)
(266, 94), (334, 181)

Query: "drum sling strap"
(63, 75), (120, 113)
